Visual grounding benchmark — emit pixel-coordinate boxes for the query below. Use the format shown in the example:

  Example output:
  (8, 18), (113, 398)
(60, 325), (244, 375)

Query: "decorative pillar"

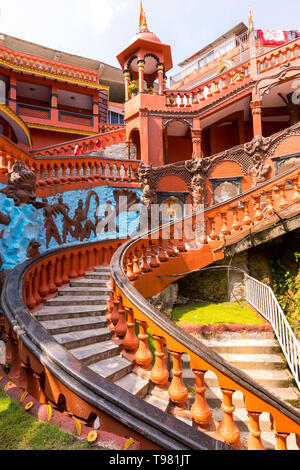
(125, 141), (131, 160)
(191, 128), (202, 159)
(138, 60), (145, 94)
(157, 63), (164, 95)
(124, 70), (131, 102)
(251, 100), (263, 137)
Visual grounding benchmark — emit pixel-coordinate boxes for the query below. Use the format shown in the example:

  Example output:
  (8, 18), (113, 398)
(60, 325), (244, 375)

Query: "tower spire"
(139, 1), (148, 32)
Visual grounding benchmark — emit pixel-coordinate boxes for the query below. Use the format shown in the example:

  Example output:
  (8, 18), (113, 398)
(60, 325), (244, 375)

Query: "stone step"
(40, 316), (107, 335)
(89, 356), (132, 382)
(218, 353), (287, 370)
(58, 287), (111, 297)
(53, 328), (111, 350)
(182, 368), (293, 389)
(201, 338), (281, 355)
(144, 394), (170, 413)
(35, 305), (106, 321)
(70, 279), (110, 288)
(115, 373), (150, 399)
(85, 273), (111, 281)
(69, 340), (120, 365)
(93, 267), (111, 273)
(45, 296), (109, 306)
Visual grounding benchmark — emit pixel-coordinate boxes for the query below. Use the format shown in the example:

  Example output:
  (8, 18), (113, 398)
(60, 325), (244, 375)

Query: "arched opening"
(129, 128), (141, 160)
(164, 120), (193, 164)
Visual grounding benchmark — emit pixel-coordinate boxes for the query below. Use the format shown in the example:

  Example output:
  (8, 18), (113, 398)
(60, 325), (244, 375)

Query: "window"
(109, 111), (124, 125)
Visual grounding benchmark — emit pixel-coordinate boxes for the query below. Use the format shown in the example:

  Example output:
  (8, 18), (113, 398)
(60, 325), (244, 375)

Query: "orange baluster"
(141, 246), (151, 273)
(110, 299), (120, 329)
(278, 184), (288, 209)
(32, 268), (42, 306)
(39, 264), (50, 298)
(135, 321), (153, 370)
(220, 211), (230, 236)
(158, 239), (167, 262)
(253, 195), (264, 221)
(27, 273), (37, 309)
(149, 241), (159, 268)
(265, 191), (274, 216)
(54, 257), (63, 287)
(291, 176), (300, 202)
(242, 200), (252, 226)
(126, 255), (136, 281)
(122, 308), (139, 353)
(115, 306), (128, 340)
(208, 216), (218, 241)
(132, 250), (142, 276)
(168, 351), (188, 411)
(217, 389), (243, 449)
(61, 255), (70, 285)
(247, 412), (265, 450)
(150, 336), (169, 390)
(48, 261), (57, 294)
(231, 206), (241, 231)
(69, 253), (78, 279)
(191, 370), (213, 430)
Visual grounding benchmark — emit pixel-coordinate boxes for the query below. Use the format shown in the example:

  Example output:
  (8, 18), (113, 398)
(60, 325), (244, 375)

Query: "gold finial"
(139, 1), (148, 32)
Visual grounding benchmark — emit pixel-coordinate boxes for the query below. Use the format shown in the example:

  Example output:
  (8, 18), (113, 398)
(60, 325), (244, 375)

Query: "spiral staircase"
(2, 163), (300, 451)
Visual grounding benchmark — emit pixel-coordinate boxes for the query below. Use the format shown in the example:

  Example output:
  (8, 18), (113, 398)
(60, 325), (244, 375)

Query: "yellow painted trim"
(0, 104), (32, 148)
(217, 60), (233, 75)
(27, 122), (98, 136)
(0, 58), (110, 91)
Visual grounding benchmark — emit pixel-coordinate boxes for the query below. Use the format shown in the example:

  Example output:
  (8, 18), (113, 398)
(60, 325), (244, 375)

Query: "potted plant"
(128, 80), (139, 98)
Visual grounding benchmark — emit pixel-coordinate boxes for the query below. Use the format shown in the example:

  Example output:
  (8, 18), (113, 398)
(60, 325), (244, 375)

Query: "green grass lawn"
(172, 301), (265, 326)
(0, 388), (102, 451)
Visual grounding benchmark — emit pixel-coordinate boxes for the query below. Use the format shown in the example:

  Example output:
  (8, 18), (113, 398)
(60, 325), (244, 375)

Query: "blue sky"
(0, 0), (299, 75)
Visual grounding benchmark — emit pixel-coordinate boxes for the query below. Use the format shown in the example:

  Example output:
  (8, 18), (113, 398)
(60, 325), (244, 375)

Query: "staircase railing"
(1, 163), (300, 450)
(245, 275), (300, 390)
(110, 164), (300, 450)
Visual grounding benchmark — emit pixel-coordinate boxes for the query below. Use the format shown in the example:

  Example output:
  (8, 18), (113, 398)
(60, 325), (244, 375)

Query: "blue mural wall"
(0, 184), (143, 271)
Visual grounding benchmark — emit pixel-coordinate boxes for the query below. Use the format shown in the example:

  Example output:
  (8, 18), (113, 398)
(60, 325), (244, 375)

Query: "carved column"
(157, 63), (164, 95)
(138, 60), (145, 94)
(124, 70), (131, 102)
(191, 129), (202, 159)
(251, 100), (263, 137)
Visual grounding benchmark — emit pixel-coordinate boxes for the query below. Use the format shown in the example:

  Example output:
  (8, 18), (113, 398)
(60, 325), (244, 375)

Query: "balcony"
(13, 101), (98, 133)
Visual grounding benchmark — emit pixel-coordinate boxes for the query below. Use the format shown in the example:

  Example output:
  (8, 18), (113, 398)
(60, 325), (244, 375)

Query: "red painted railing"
(32, 127), (126, 157)
(165, 61), (252, 109)
(257, 37), (300, 74)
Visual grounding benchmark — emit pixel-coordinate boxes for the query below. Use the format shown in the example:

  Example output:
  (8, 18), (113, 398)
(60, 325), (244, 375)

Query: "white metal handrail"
(245, 274), (300, 390)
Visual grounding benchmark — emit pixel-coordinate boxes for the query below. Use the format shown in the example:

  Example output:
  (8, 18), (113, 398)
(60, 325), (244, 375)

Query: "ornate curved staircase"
(2, 164), (300, 450)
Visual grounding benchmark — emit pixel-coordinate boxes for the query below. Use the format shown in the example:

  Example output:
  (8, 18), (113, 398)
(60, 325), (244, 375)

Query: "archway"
(129, 128), (141, 160)
(164, 120), (193, 164)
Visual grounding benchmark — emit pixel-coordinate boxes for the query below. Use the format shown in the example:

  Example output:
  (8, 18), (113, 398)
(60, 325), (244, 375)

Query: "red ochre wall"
(262, 120), (290, 138)
(30, 129), (85, 150)
(167, 135), (193, 164)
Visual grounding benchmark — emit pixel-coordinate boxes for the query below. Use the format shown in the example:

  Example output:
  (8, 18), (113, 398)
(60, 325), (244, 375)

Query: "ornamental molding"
(0, 58), (107, 91)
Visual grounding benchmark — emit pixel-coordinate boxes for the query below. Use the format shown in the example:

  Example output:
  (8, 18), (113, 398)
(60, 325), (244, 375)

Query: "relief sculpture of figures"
(136, 163), (157, 218)
(43, 197), (63, 249)
(244, 135), (272, 186)
(185, 157), (212, 211)
(0, 161), (43, 209)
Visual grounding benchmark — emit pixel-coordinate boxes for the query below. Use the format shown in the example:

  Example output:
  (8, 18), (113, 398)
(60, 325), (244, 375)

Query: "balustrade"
(109, 164), (300, 450)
